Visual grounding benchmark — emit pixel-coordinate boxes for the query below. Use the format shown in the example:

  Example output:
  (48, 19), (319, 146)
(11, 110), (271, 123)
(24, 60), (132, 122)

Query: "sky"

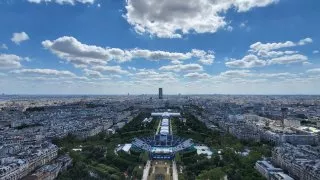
(0, 0), (320, 95)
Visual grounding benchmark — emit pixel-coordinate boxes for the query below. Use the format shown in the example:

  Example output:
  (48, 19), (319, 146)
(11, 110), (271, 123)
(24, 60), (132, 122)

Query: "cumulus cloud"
(11, 68), (76, 77)
(303, 62), (312, 66)
(215, 70), (298, 83)
(226, 54), (267, 68)
(83, 69), (103, 78)
(269, 54), (308, 65)
(227, 38), (312, 68)
(239, 22), (247, 28)
(11, 32), (29, 45)
(249, 37), (312, 53)
(1, 44), (8, 49)
(226, 26), (233, 32)
(27, 0), (95, 5)
(184, 72), (210, 79)
(42, 36), (111, 67)
(257, 72), (297, 78)
(219, 70), (251, 77)
(91, 66), (129, 75)
(306, 68), (320, 74)
(257, 50), (298, 58)
(249, 41), (296, 53)
(159, 64), (203, 72)
(191, 49), (215, 65)
(43, 36), (215, 67)
(298, 38), (313, 45)
(130, 49), (189, 61)
(171, 60), (183, 65)
(0, 54), (22, 69)
(134, 69), (177, 82)
(124, 0), (278, 38)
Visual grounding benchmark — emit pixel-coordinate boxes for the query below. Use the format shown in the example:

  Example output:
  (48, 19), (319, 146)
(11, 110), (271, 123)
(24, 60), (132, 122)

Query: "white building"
(284, 119), (300, 128)
(194, 145), (213, 159)
(255, 160), (283, 179)
(270, 172), (294, 180)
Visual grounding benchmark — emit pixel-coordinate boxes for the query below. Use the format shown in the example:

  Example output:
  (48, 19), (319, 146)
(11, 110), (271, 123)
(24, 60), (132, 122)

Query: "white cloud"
(128, 66), (137, 71)
(249, 38), (312, 53)
(124, 0), (278, 38)
(3, 67), (320, 94)
(303, 61), (312, 66)
(91, 65), (129, 75)
(249, 41), (296, 53)
(226, 54), (267, 68)
(239, 21), (251, 32)
(191, 49), (215, 65)
(227, 38), (312, 68)
(159, 64), (203, 72)
(83, 69), (103, 78)
(23, 57), (32, 62)
(134, 69), (177, 82)
(184, 72), (210, 79)
(129, 49), (189, 61)
(219, 70), (251, 77)
(306, 68), (320, 74)
(269, 54), (308, 65)
(257, 72), (297, 78)
(216, 70), (297, 79)
(298, 38), (313, 45)
(1, 44), (8, 49)
(42, 36), (111, 67)
(43, 36), (215, 67)
(11, 68), (76, 77)
(171, 60), (183, 65)
(239, 22), (247, 28)
(212, 70), (299, 85)
(27, 0), (95, 5)
(226, 26), (233, 32)
(0, 54), (22, 69)
(257, 50), (298, 58)
(313, 50), (319, 54)
(234, 0), (279, 12)
(11, 32), (29, 45)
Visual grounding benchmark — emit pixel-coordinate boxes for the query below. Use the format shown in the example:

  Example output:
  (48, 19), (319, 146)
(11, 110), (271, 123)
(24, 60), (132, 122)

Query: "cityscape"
(1, 0), (320, 179)
(0, 90), (320, 179)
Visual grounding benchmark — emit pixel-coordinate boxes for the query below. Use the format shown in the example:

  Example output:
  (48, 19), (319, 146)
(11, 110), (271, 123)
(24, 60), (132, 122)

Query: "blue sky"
(0, 0), (320, 94)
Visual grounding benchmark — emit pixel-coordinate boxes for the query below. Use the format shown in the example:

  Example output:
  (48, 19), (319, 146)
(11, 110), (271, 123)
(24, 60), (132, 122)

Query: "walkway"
(142, 160), (151, 180)
(172, 161), (178, 180)
(156, 119), (161, 134)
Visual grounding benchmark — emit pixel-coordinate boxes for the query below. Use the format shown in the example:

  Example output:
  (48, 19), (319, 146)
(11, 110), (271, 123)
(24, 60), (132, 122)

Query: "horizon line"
(1, 93), (320, 96)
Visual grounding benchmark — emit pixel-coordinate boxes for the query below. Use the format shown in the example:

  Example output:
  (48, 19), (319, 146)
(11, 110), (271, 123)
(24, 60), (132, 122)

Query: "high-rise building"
(159, 88), (163, 99)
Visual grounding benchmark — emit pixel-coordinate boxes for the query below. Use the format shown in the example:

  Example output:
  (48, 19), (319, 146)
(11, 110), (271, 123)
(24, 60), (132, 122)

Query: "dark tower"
(159, 88), (163, 99)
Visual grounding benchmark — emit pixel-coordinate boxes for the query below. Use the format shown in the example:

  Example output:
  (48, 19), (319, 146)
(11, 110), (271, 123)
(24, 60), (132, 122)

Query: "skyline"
(1, 0), (320, 94)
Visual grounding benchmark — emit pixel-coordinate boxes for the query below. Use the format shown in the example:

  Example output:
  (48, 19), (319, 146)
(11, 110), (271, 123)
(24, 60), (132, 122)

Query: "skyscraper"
(159, 88), (163, 99)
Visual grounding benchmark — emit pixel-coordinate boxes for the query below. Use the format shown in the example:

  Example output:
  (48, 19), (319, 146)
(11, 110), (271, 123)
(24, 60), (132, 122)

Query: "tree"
(139, 151), (149, 163)
(196, 168), (225, 180)
(132, 166), (143, 179)
(175, 152), (182, 165)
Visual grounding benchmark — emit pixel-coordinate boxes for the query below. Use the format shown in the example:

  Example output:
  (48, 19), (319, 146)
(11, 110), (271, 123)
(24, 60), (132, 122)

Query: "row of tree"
(173, 112), (272, 180)
(56, 112), (152, 180)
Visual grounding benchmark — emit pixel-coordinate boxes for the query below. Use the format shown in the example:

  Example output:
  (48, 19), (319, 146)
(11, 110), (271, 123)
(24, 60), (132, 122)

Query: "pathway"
(142, 160), (151, 180)
(172, 161), (178, 180)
